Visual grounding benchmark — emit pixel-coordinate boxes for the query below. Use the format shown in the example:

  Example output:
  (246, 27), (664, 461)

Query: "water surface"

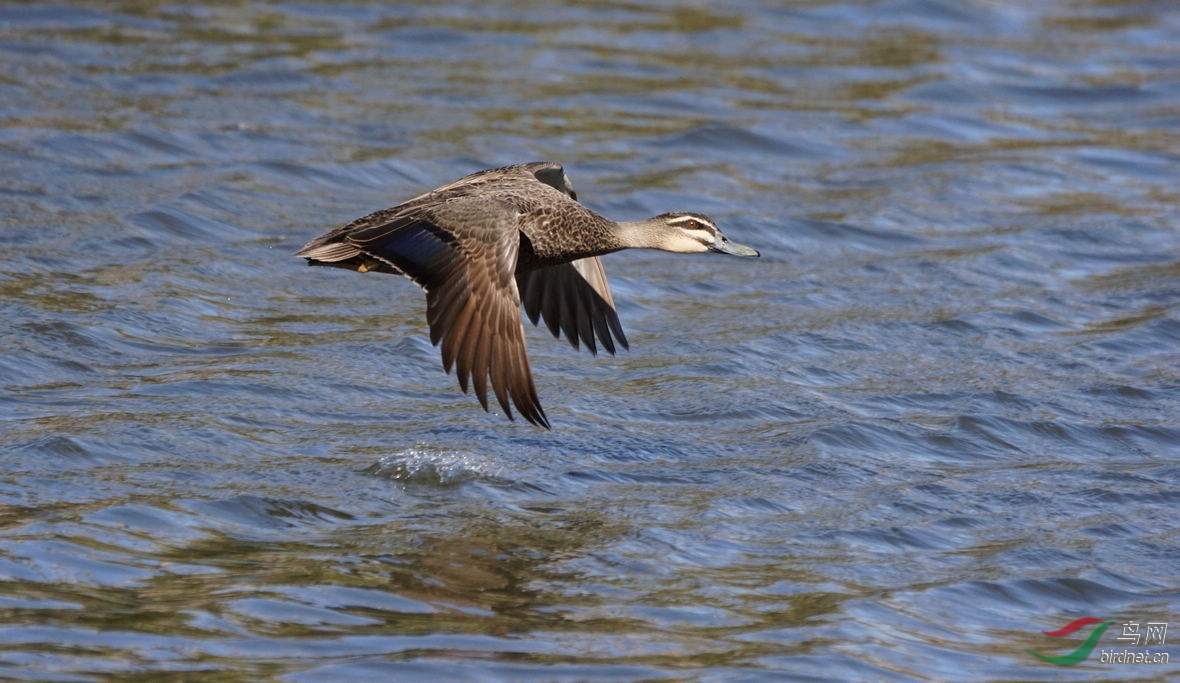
(1, 1), (1178, 679)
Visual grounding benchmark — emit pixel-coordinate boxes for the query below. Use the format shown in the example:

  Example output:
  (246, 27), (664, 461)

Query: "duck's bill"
(711, 235), (760, 257)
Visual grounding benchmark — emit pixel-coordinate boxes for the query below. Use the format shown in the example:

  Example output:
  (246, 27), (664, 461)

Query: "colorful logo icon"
(1027, 617), (1115, 666)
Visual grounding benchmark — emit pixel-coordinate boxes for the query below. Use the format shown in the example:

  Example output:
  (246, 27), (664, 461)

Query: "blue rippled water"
(1, 1), (1178, 679)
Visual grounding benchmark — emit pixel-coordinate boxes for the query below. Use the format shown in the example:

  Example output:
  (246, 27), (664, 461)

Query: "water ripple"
(1, 0), (1178, 679)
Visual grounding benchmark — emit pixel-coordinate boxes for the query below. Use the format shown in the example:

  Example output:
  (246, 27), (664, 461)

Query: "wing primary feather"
(471, 315), (492, 412)
(522, 339), (548, 426)
(556, 281), (581, 350)
(428, 271), (469, 346)
(512, 342), (547, 428)
(608, 311), (629, 351)
(576, 281), (598, 355)
(453, 305), (482, 397)
(542, 280), (564, 341)
(519, 272), (543, 327)
(439, 296), (475, 375)
(593, 306), (615, 355)
(489, 327), (513, 421)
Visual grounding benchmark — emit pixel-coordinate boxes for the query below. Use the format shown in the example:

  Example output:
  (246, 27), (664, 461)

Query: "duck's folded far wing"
(517, 256), (628, 356)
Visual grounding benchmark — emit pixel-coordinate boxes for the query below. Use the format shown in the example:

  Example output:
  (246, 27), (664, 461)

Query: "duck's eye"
(685, 219), (699, 230)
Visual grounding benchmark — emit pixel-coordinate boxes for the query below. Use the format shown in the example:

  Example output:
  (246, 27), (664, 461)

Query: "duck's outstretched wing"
(517, 257), (628, 356)
(298, 197), (549, 428)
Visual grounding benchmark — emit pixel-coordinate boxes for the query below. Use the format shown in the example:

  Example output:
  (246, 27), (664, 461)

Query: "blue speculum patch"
(373, 223), (455, 276)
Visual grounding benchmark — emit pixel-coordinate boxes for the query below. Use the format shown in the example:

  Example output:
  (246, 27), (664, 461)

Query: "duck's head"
(649, 212), (760, 257)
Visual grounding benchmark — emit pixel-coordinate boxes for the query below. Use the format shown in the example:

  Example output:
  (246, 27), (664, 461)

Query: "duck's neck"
(611, 218), (668, 251)
(563, 217), (669, 262)
(519, 214), (665, 271)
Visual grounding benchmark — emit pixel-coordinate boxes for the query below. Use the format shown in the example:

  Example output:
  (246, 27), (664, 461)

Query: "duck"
(296, 161), (759, 428)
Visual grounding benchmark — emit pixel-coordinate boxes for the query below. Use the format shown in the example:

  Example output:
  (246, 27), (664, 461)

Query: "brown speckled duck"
(296, 161), (759, 428)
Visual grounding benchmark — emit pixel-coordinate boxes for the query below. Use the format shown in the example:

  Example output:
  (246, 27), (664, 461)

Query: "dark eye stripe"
(673, 218), (712, 232)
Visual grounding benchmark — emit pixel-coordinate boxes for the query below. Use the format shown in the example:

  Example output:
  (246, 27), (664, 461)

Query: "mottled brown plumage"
(296, 161), (759, 428)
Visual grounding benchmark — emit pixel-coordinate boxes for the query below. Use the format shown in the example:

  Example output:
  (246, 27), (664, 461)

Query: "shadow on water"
(0, 473), (857, 677)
